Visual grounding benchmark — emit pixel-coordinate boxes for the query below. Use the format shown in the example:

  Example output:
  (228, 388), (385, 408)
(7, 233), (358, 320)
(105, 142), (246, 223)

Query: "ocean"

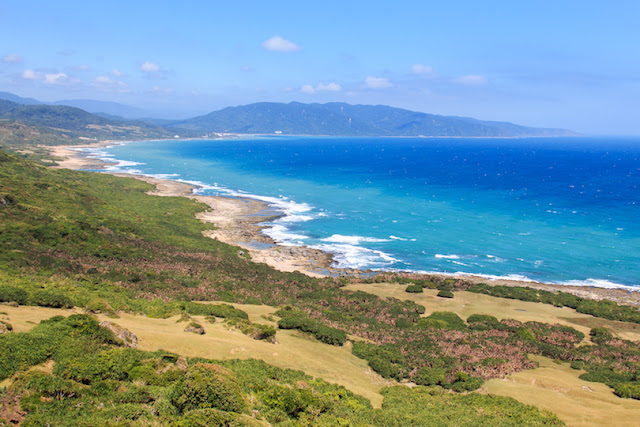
(81, 136), (640, 289)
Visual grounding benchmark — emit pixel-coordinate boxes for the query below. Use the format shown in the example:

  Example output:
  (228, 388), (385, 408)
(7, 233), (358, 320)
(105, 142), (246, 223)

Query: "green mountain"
(0, 91), (42, 106)
(168, 102), (577, 137)
(0, 100), (193, 146)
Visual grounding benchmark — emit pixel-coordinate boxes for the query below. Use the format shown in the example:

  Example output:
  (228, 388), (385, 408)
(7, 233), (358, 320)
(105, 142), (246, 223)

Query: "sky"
(1, 1), (639, 134)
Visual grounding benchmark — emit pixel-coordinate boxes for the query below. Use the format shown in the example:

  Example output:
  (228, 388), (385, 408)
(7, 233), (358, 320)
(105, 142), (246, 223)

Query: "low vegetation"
(0, 314), (563, 425)
(1, 148), (640, 423)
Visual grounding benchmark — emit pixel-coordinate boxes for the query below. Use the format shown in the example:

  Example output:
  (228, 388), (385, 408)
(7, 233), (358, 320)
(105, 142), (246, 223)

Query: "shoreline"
(47, 141), (640, 306)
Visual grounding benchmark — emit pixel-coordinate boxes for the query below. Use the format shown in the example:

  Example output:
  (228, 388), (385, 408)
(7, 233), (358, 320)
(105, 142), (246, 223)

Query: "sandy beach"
(48, 142), (640, 306)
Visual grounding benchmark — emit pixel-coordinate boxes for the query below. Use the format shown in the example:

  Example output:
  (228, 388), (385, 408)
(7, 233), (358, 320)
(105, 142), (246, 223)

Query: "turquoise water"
(83, 136), (640, 288)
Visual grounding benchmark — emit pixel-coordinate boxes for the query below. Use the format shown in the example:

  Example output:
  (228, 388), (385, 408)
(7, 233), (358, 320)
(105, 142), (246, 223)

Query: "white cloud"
(2, 53), (23, 64)
(300, 82), (342, 94)
(74, 64), (91, 71)
(44, 72), (71, 85)
(261, 36), (300, 52)
(300, 85), (315, 94)
(147, 85), (174, 95)
(317, 82), (341, 91)
(365, 76), (392, 89)
(141, 61), (160, 72)
(22, 69), (42, 80)
(21, 69), (78, 86)
(452, 74), (488, 86)
(94, 75), (112, 84)
(93, 75), (131, 93)
(240, 65), (253, 72)
(110, 68), (124, 77)
(411, 64), (434, 75)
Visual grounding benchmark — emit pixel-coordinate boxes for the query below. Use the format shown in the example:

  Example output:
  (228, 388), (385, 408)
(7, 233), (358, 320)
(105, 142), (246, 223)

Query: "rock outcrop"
(99, 320), (138, 348)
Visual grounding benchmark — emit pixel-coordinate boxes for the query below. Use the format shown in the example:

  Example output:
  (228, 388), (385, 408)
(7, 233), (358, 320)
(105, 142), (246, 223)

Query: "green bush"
(570, 361), (584, 370)
(466, 314), (498, 324)
(261, 385), (331, 419)
(278, 315), (346, 346)
(413, 367), (446, 386)
(185, 302), (248, 320)
(175, 408), (253, 426)
(516, 327), (536, 341)
(416, 318), (449, 329)
(590, 327), (614, 344)
(452, 379), (483, 392)
(418, 311), (466, 330)
(85, 298), (118, 317)
(614, 383), (640, 400)
(225, 318), (276, 342)
(405, 284), (423, 293)
(30, 289), (74, 308)
(437, 290), (454, 298)
(0, 285), (28, 305)
(171, 363), (246, 414)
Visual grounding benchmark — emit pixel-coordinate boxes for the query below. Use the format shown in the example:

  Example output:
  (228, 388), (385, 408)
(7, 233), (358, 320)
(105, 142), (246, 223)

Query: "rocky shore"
(48, 142), (640, 306)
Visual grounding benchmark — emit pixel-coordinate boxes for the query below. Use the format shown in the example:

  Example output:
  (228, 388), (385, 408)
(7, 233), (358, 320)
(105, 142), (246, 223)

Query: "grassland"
(3, 147), (640, 425)
(486, 355), (640, 426)
(344, 283), (640, 342)
(0, 303), (391, 408)
(345, 282), (640, 425)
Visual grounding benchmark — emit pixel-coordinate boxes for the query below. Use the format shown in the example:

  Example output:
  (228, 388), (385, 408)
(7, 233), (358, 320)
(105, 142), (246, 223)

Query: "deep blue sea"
(83, 136), (640, 288)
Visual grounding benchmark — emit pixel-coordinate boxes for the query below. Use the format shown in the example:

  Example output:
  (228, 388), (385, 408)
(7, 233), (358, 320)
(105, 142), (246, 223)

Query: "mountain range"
(0, 92), (578, 139)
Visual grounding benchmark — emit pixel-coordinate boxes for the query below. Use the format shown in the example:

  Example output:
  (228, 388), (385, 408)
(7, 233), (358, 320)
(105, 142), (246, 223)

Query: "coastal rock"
(99, 320), (138, 348)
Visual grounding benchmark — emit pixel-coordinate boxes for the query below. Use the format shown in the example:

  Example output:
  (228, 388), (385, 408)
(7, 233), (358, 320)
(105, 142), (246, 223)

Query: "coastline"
(47, 141), (640, 306)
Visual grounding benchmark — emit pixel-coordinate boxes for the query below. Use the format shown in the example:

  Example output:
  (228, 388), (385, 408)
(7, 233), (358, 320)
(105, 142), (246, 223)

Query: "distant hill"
(167, 102), (577, 137)
(52, 99), (150, 119)
(0, 92), (577, 138)
(0, 100), (194, 146)
(0, 92), (164, 120)
(0, 91), (42, 106)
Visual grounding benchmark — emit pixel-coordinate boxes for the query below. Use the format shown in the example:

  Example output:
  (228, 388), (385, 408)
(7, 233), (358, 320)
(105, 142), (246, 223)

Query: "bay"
(86, 136), (640, 288)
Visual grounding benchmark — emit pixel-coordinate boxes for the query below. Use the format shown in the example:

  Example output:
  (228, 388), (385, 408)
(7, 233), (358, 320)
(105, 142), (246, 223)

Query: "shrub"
(454, 371), (469, 382)
(570, 361), (584, 370)
(466, 314), (498, 324)
(175, 408), (250, 426)
(85, 298), (118, 317)
(418, 311), (466, 330)
(21, 371), (82, 399)
(614, 383), (640, 400)
(171, 363), (246, 414)
(405, 284), (423, 293)
(261, 385), (331, 419)
(451, 377), (483, 392)
(417, 318), (449, 329)
(185, 302), (248, 320)
(590, 327), (614, 344)
(437, 290), (454, 298)
(225, 318), (276, 342)
(413, 367), (446, 386)
(0, 285), (28, 305)
(277, 315), (346, 346)
(30, 290), (73, 309)
(516, 327), (536, 341)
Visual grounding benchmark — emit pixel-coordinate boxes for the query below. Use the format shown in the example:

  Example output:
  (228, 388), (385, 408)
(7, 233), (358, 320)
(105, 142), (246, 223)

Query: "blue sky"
(1, 1), (639, 134)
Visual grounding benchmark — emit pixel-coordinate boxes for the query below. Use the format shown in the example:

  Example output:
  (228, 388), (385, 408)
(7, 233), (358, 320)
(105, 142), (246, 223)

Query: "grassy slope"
(0, 303), (390, 408)
(345, 283), (640, 425)
(2, 148), (640, 424)
(344, 283), (640, 342)
(486, 356), (640, 427)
